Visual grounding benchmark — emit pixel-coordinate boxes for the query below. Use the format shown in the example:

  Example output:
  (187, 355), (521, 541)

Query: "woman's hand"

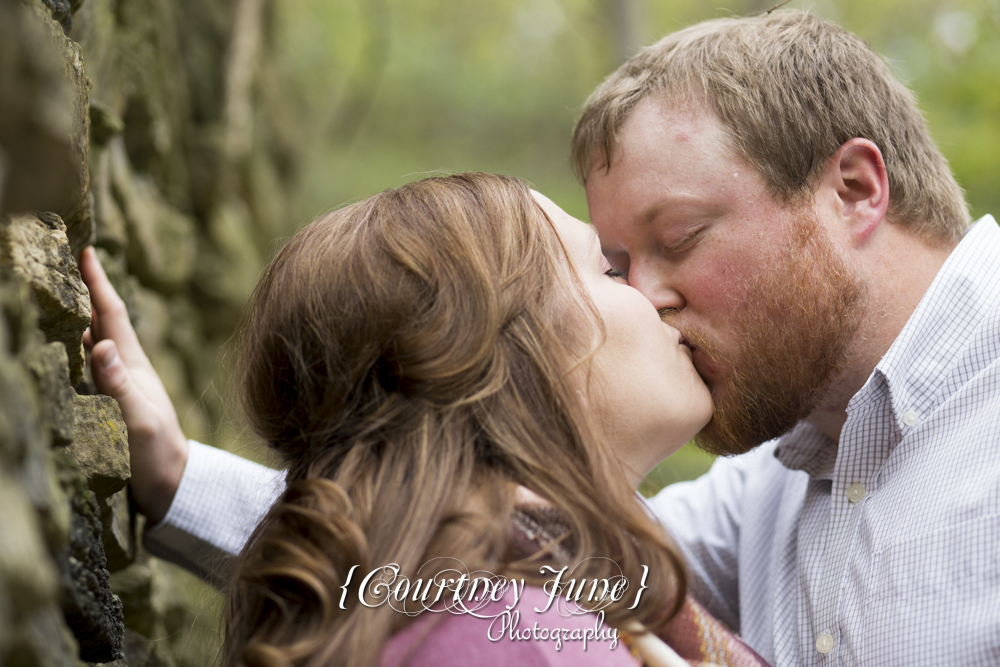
(79, 247), (188, 524)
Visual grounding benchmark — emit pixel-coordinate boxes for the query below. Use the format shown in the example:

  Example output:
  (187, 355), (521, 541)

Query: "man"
(82, 10), (1000, 666)
(571, 10), (1000, 666)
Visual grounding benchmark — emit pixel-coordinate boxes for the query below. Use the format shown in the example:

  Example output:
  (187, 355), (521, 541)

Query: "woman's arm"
(143, 439), (285, 586)
(80, 247), (189, 524)
(644, 455), (748, 633)
(80, 247), (283, 584)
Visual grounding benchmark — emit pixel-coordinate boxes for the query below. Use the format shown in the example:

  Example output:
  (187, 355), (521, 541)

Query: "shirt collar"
(777, 215), (1000, 475)
(852, 215), (1000, 434)
(774, 421), (838, 479)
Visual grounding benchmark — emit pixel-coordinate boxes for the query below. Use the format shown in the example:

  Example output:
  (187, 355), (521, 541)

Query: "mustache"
(657, 308), (719, 358)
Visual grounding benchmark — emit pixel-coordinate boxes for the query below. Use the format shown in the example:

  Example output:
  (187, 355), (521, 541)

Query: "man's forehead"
(587, 97), (738, 181)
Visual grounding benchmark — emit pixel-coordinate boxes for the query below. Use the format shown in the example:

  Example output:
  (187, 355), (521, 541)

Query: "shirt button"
(902, 409), (920, 426)
(846, 482), (866, 503)
(816, 633), (835, 654)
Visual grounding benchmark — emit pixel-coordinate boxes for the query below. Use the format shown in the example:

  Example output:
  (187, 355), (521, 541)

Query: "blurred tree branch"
(764, 0), (793, 14)
(224, 0), (266, 163)
(327, 0), (391, 145)
(606, 0), (642, 65)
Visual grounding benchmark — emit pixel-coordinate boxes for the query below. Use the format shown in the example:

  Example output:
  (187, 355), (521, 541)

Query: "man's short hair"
(572, 10), (970, 238)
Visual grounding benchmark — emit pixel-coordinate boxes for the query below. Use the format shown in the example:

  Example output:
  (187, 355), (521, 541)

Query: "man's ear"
(818, 138), (889, 247)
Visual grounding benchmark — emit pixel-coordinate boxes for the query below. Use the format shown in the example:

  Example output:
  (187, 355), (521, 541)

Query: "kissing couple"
(80, 9), (1000, 667)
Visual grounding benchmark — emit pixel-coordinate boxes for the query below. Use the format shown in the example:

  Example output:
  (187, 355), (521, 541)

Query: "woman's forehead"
(530, 190), (596, 258)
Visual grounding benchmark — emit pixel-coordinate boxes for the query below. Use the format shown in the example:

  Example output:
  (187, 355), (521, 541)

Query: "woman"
(81, 173), (767, 667)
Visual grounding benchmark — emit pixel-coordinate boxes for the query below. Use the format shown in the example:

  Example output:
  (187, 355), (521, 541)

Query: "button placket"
(811, 382), (895, 667)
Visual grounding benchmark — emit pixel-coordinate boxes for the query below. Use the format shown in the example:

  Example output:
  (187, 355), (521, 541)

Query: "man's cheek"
(689, 264), (755, 335)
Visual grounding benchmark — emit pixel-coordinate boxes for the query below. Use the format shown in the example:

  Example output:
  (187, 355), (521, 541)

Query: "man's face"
(585, 98), (867, 455)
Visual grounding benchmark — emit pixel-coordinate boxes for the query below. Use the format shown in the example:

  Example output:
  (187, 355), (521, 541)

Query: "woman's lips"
(679, 333), (695, 359)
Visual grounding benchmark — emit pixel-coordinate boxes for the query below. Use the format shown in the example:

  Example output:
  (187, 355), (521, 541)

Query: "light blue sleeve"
(142, 440), (287, 587)
(645, 452), (749, 632)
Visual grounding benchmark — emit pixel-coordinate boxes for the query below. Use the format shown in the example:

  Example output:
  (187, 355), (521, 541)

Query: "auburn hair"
(222, 173), (687, 667)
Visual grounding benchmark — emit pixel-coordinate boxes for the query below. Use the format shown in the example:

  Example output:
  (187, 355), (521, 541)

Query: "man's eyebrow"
(636, 193), (706, 226)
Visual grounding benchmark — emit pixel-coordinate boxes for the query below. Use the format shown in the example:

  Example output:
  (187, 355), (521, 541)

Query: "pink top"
(379, 586), (639, 667)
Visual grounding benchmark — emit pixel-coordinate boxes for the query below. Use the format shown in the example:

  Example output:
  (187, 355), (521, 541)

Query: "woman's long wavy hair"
(223, 173), (687, 667)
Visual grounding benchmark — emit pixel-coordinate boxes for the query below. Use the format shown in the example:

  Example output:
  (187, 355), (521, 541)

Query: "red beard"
(672, 214), (868, 457)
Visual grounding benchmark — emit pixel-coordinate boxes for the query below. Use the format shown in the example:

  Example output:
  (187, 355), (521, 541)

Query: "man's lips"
(678, 333), (719, 383)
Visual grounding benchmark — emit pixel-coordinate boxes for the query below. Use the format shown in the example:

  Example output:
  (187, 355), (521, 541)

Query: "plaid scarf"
(512, 507), (773, 667)
(651, 595), (771, 667)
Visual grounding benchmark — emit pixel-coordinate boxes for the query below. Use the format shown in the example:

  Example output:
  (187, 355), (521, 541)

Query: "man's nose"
(628, 261), (685, 312)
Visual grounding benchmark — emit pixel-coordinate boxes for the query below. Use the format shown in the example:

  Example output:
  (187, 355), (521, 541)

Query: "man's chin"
(685, 352), (763, 456)
(693, 363), (811, 457)
(694, 418), (773, 457)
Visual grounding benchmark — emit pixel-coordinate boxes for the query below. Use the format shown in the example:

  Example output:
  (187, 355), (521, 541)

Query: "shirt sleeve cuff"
(142, 439), (287, 587)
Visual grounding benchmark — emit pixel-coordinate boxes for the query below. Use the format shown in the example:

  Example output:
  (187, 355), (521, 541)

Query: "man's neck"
(807, 226), (959, 443)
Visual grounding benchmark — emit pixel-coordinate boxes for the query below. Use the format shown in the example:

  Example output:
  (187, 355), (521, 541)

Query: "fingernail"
(101, 348), (120, 371)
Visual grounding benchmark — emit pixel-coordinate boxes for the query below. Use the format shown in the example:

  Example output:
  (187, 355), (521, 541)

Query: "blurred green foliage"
(269, 0), (1000, 489)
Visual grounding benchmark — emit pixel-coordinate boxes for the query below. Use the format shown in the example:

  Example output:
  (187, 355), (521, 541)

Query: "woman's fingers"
(78, 247), (189, 524)
(78, 247), (146, 367)
(91, 339), (136, 405)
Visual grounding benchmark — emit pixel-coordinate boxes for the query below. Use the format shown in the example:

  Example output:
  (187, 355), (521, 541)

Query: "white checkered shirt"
(648, 215), (1000, 666)
(145, 216), (1000, 665)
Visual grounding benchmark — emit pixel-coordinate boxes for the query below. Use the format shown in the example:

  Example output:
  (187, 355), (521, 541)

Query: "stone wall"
(0, 0), (299, 663)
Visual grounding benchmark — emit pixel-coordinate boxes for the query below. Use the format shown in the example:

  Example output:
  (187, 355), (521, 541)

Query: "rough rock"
(55, 455), (124, 663)
(1, 0), (299, 660)
(0, 275), (71, 554)
(41, 0), (85, 33)
(89, 102), (130, 254)
(99, 628), (176, 667)
(41, 0), (74, 33)
(65, 394), (130, 498)
(0, 469), (60, 617)
(0, 0), (80, 224)
(110, 563), (159, 639)
(0, 0), (95, 254)
(0, 263), (40, 356)
(0, 275), (45, 465)
(90, 100), (124, 148)
(131, 283), (170, 353)
(91, 247), (140, 324)
(24, 341), (75, 447)
(110, 139), (197, 291)
(0, 581), (9, 658)
(0, 213), (90, 383)
(51, 12), (94, 255)
(91, 145), (129, 253)
(100, 488), (135, 572)
(5, 604), (80, 667)
(111, 0), (192, 210)
(194, 197), (262, 318)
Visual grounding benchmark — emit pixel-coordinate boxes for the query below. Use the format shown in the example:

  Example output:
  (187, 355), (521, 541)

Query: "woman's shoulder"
(379, 585), (639, 667)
